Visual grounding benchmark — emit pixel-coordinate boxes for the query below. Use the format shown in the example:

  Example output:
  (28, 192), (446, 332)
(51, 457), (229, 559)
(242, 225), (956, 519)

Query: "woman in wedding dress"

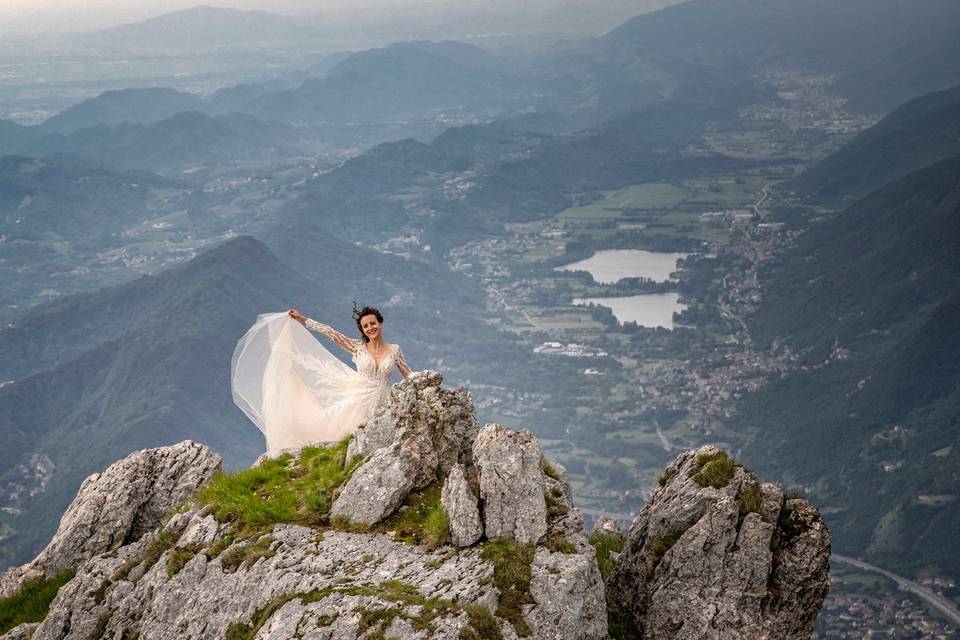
(231, 305), (412, 456)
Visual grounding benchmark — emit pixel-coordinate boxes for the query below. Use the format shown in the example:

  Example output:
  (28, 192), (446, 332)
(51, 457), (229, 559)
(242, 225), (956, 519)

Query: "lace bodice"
(303, 318), (411, 383)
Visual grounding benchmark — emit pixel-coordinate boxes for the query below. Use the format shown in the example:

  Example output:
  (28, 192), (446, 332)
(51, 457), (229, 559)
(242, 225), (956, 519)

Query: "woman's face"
(360, 314), (381, 341)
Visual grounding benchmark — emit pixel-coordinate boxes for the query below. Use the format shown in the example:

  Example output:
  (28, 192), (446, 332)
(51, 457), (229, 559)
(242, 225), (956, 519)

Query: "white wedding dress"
(231, 312), (411, 456)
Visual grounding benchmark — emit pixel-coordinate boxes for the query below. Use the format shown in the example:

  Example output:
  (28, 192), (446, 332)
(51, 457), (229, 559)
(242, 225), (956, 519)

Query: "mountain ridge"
(791, 84), (960, 204)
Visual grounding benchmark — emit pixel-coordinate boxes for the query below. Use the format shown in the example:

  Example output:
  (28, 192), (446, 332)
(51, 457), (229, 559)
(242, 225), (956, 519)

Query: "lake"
(556, 249), (688, 283)
(573, 293), (687, 329)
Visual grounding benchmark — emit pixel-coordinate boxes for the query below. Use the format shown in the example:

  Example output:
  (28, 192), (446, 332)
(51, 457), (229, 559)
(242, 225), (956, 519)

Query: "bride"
(231, 304), (412, 456)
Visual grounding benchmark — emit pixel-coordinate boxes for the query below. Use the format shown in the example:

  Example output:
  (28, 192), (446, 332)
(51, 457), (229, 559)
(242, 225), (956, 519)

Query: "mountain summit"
(0, 373), (830, 639)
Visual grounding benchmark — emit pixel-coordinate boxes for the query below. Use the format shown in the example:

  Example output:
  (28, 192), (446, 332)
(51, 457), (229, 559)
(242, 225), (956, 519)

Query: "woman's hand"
(288, 308), (306, 323)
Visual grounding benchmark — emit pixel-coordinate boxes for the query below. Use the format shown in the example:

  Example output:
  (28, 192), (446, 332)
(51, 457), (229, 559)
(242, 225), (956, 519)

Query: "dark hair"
(352, 302), (383, 343)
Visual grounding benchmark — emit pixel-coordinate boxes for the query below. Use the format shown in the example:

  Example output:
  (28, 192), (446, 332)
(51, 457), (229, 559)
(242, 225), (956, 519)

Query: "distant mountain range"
(73, 5), (317, 50)
(599, 0), (960, 113)
(29, 111), (317, 174)
(2, 0), (956, 165)
(0, 154), (177, 244)
(37, 88), (207, 135)
(65, 2), (685, 51)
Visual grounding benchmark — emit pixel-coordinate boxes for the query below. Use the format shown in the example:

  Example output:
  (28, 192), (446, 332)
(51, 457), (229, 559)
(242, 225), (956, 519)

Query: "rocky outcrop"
(592, 516), (622, 537)
(0, 441), (220, 599)
(474, 424), (548, 545)
(605, 445), (831, 640)
(529, 547), (607, 639)
(28, 517), (500, 640)
(2, 372), (608, 640)
(0, 376), (831, 640)
(441, 464), (483, 547)
(332, 371), (479, 525)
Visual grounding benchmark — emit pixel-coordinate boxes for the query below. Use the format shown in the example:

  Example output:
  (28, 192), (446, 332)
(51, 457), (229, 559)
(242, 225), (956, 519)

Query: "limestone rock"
(441, 464), (483, 547)
(21, 514), (499, 640)
(0, 624), (37, 640)
(332, 371), (479, 526)
(591, 516), (623, 537)
(0, 441), (220, 598)
(474, 424), (548, 545)
(605, 445), (831, 640)
(528, 547), (608, 640)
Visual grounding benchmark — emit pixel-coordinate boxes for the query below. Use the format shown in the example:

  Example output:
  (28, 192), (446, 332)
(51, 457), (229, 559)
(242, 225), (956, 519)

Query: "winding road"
(832, 554), (960, 627)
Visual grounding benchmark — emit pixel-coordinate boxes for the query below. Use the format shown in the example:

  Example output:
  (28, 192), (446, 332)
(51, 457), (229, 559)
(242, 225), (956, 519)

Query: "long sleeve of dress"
(395, 346), (413, 378)
(303, 318), (361, 353)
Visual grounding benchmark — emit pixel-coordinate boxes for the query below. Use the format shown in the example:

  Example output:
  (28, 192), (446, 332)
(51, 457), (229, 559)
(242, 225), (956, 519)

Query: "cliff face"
(605, 447), (832, 639)
(0, 374), (830, 640)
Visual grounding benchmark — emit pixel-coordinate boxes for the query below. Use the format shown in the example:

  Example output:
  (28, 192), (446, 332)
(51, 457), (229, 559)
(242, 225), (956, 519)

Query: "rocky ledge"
(0, 372), (831, 640)
(605, 447), (831, 639)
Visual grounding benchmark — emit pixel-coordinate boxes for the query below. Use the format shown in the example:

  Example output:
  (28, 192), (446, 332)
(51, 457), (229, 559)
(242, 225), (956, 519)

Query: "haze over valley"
(2, 1), (960, 636)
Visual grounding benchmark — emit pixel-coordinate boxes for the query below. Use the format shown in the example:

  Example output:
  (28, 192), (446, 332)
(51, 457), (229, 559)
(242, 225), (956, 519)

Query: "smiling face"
(359, 313), (381, 341)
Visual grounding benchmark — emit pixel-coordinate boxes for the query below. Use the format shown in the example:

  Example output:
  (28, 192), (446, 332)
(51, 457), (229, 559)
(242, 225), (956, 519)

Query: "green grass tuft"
(112, 558), (139, 582)
(225, 581), (458, 640)
(141, 529), (182, 576)
(220, 536), (276, 572)
(541, 456), (562, 481)
(356, 606), (402, 637)
(588, 531), (625, 581)
(224, 592), (297, 640)
(481, 539), (535, 637)
(166, 543), (204, 577)
(657, 467), (675, 487)
(645, 529), (683, 578)
(544, 487), (569, 522)
(422, 503), (451, 550)
(89, 611), (111, 640)
(196, 437), (360, 535)
(205, 533), (235, 559)
(460, 605), (503, 640)
(544, 532), (576, 554)
(688, 450), (737, 489)
(736, 481), (765, 520)
(775, 497), (812, 544)
(0, 569), (76, 634)
(374, 482), (449, 549)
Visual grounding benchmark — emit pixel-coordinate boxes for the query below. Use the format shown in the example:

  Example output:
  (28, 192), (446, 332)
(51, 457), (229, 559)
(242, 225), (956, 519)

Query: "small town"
(819, 592), (958, 639)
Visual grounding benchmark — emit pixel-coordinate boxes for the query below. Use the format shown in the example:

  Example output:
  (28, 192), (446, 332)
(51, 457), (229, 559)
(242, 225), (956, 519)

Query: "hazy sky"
(0, 0), (453, 34)
(0, 0), (679, 35)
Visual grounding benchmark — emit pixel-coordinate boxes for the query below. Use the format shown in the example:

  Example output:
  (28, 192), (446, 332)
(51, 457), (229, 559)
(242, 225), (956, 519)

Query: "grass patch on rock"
(644, 529), (683, 578)
(481, 539), (535, 637)
(460, 605), (503, 640)
(225, 580), (460, 640)
(0, 569), (76, 634)
(588, 531), (625, 581)
(688, 450), (737, 489)
(220, 536), (276, 572)
(545, 532), (577, 554)
(541, 456), (562, 481)
(166, 543), (204, 577)
(544, 487), (569, 521)
(196, 437), (360, 535)
(657, 467), (675, 487)
(736, 481), (765, 520)
(336, 482), (451, 550)
(141, 529), (183, 575)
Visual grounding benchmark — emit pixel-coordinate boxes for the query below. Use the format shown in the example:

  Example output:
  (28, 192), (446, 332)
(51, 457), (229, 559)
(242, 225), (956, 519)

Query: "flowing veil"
(231, 312), (382, 455)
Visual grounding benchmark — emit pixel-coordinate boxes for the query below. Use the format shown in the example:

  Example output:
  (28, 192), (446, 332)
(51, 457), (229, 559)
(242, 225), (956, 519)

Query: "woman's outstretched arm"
(288, 309), (359, 353)
(395, 346), (412, 379)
